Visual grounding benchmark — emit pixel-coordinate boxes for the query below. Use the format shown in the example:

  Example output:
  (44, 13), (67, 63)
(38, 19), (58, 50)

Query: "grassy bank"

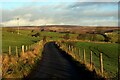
(64, 41), (118, 78)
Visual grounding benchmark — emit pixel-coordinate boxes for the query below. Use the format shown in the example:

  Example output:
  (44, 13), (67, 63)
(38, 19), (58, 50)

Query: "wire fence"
(56, 40), (114, 78)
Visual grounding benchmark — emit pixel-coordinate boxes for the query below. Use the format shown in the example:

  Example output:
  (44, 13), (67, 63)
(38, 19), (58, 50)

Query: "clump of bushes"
(77, 34), (105, 41)
(106, 33), (119, 43)
(63, 33), (70, 40)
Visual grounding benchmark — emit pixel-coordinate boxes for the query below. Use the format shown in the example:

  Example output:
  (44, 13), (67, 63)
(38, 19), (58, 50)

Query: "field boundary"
(56, 40), (110, 78)
(2, 40), (44, 78)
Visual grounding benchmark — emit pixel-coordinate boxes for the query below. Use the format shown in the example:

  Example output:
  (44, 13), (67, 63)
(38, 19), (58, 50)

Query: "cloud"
(1, 2), (118, 26)
(1, 18), (55, 26)
(67, 2), (118, 16)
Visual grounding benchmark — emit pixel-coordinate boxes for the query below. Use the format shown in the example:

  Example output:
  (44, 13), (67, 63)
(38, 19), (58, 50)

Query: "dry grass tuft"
(2, 40), (44, 78)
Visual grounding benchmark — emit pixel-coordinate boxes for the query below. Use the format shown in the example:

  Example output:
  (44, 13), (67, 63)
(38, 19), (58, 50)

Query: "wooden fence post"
(73, 47), (76, 59)
(9, 46), (11, 55)
(16, 46), (18, 57)
(90, 51), (93, 69)
(74, 47), (76, 58)
(29, 45), (30, 50)
(68, 45), (70, 51)
(83, 49), (86, 64)
(58, 43), (60, 47)
(22, 45), (24, 55)
(67, 45), (69, 52)
(100, 52), (103, 76)
(76, 48), (79, 60)
(69, 45), (71, 55)
(71, 46), (74, 52)
(74, 47), (76, 53)
(26, 46), (28, 51)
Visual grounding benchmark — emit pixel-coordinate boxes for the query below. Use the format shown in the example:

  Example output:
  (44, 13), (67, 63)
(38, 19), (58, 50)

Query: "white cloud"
(1, 18), (29, 26)
(1, 2), (118, 27)
(1, 18), (55, 26)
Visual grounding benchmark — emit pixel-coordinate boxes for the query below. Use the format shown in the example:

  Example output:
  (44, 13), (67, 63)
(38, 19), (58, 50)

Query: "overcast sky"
(0, 0), (119, 27)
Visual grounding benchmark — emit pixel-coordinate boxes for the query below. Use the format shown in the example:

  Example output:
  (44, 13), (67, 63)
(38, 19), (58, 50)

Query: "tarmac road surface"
(25, 42), (103, 80)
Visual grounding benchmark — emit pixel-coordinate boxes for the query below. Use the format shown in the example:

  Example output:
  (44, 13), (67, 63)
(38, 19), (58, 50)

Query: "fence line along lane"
(57, 41), (104, 77)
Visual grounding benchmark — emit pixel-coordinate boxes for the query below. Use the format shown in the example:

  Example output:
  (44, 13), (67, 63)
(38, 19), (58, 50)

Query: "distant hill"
(2, 25), (120, 34)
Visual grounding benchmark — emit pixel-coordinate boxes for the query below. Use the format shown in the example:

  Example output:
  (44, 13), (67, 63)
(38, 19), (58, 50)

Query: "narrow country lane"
(25, 42), (103, 80)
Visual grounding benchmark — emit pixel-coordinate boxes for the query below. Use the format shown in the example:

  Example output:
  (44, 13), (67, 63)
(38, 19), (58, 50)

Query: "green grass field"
(2, 27), (119, 78)
(2, 28), (77, 54)
(2, 29), (41, 54)
(65, 41), (118, 78)
(38, 31), (78, 40)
